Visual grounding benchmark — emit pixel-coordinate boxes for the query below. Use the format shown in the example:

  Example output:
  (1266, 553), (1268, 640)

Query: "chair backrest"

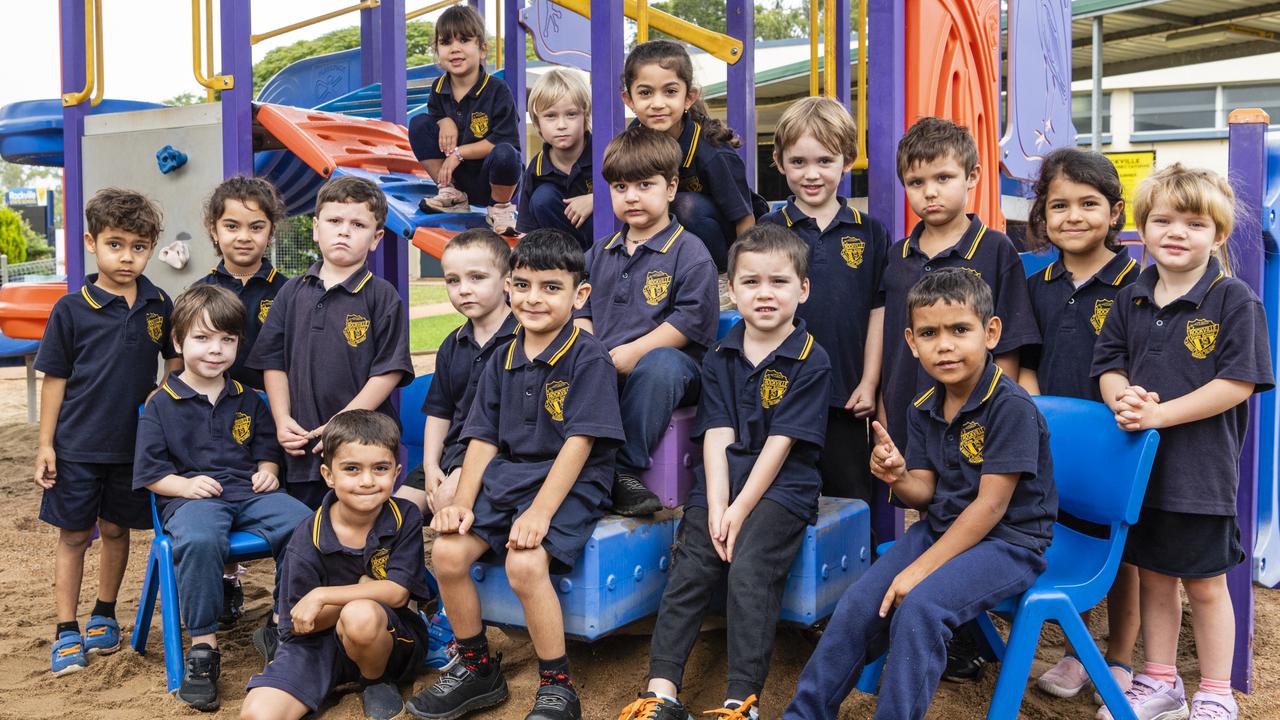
(400, 373), (433, 469)
(1035, 395), (1159, 528)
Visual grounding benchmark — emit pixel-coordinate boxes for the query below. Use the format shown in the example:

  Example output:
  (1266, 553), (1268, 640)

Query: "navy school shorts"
(1123, 507), (1244, 579)
(468, 487), (603, 575)
(39, 460), (150, 531)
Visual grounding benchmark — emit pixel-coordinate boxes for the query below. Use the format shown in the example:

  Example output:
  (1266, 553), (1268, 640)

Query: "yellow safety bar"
(809, 0), (819, 97)
(62, 0), (103, 107)
(551, 0), (743, 64)
(824, 0), (835, 96)
(496, 0), (503, 69)
(850, 0), (868, 170)
(193, 0), (234, 91)
(204, 0), (215, 102)
(407, 0), (459, 21)
(637, 0), (650, 43)
(251, 0), (381, 45)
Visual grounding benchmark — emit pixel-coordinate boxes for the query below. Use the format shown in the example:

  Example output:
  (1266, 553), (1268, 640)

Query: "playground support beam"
(726, 0), (755, 186)
(503, 0), (526, 149)
(59, 0), (88, 290)
(590, 0), (624, 238)
(221, 0), (253, 178)
(835, 0), (851, 195)
(1091, 16), (1102, 152)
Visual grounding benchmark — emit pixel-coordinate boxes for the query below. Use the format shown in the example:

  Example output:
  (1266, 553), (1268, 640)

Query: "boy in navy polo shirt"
(576, 126), (719, 517)
(134, 285), (311, 711)
(243, 410), (433, 720)
(396, 229), (518, 513)
(248, 175), (414, 513)
(620, 225), (830, 720)
(407, 230), (625, 720)
(34, 187), (181, 676)
(786, 269), (1055, 720)
(760, 96), (890, 505)
(409, 5), (522, 235)
(516, 68), (594, 250)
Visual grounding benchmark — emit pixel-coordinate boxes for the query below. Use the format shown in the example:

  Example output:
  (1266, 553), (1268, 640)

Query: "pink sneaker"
(1096, 673), (1188, 720)
(1037, 655), (1090, 697)
(1189, 691), (1237, 720)
(486, 202), (517, 235)
(1094, 663), (1134, 704)
(421, 185), (470, 213)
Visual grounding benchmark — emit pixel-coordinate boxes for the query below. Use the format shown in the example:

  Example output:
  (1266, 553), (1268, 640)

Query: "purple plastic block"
(780, 497), (871, 626)
(640, 406), (697, 508)
(1000, 0), (1074, 181)
(520, 0), (592, 72)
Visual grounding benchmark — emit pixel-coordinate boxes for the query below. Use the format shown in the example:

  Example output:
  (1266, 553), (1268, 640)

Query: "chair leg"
(986, 600), (1048, 720)
(975, 611), (1007, 662)
(1060, 612), (1138, 720)
(130, 544), (160, 654)
(155, 537), (185, 693)
(854, 654), (885, 694)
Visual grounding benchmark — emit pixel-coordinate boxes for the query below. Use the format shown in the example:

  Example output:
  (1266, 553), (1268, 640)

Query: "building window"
(1132, 88), (1216, 132)
(1072, 93), (1111, 135)
(1223, 84), (1280, 125)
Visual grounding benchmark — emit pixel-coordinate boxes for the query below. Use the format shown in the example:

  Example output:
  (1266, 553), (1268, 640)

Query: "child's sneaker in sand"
(421, 186), (470, 213)
(705, 695), (759, 719)
(84, 615), (120, 654)
(1094, 663), (1134, 705)
(50, 631), (87, 675)
(1189, 691), (1237, 720)
(1037, 654), (1090, 697)
(1096, 673), (1188, 720)
(618, 692), (693, 720)
(486, 202), (517, 235)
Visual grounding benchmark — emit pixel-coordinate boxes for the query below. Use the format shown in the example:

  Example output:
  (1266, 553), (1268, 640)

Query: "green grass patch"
(410, 312), (465, 353)
(409, 283), (451, 306)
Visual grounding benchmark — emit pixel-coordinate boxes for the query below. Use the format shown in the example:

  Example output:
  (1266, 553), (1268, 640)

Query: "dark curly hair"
(1026, 148), (1125, 253)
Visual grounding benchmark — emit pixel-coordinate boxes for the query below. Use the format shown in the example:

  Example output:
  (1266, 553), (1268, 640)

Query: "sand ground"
(0, 370), (1273, 719)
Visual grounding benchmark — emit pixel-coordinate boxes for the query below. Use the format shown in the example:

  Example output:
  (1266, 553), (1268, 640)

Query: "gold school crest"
(1185, 318), (1219, 359)
(760, 369), (789, 409)
(840, 237), (865, 269)
(643, 270), (673, 306)
(146, 312), (164, 343)
(470, 111), (489, 138)
(682, 175), (704, 193)
(960, 421), (985, 464)
(258, 299), (273, 324)
(343, 314), (370, 348)
(369, 547), (390, 580)
(544, 380), (569, 422)
(1090, 299), (1114, 335)
(232, 412), (252, 445)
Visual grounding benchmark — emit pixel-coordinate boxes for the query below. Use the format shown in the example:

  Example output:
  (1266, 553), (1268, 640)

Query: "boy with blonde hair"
(517, 68), (594, 249)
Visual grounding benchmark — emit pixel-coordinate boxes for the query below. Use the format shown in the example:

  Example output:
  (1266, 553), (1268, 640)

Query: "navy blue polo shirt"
(195, 260), (288, 390)
(661, 113), (769, 222)
(35, 274), (178, 463)
(461, 322), (626, 510)
(425, 312), (520, 472)
(516, 132), (593, 234)
(881, 215), (1040, 449)
(577, 217), (719, 357)
(277, 495), (432, 638)
(906, 360), (1057, 553)
(133, 373), (281, 522)
(760, 198), (890, 406)
(247, 263), (414, 485)
(1025, 251), (1138, 401)
(687, 321), (831, 523)
(425, 68), (521, 150)
(1091, 257), (1274, 516)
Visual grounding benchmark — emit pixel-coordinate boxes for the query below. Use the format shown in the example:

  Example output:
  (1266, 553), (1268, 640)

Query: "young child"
(134, 284), (311, 711)
(760, 96), (890, 504)
(242, 410), (433, 720)
(397, 229), (518, 514)
(1019, 148), (1142, 705)
(195, 175), (290, 627)
(619, 224), (831, 720)
(576, 126), (719, 516)
(248, 175), (415, 512)
(517, 68), (594, 250)
(1093, 165), (1273, 720)
(622, 39), (768, 279)
(409, 5), (522, 235)
(406, 229), (625, 720)
(785, 268), (1056, 720)
(33, 187), (181, 675)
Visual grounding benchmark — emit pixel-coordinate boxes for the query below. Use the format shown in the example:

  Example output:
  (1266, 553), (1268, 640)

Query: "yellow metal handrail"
(62, 0), (100, 107)
(637, 0), (650, 43)
(551, 0), (743, 64)
(496, 0), (504, 69)
(823, 0), (835, 96)
(90, 0), (104, 106)
(250, 0), (381, 45)
(407, 0), (459, 21)
(809, 0), (819, 96)
(193, 0), (234, 91)
(204, 0), (215, 102)
(850, 0), (868, 170)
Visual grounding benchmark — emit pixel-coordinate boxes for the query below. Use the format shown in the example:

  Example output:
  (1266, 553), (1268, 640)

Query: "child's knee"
(96, 519), (129, 542)
(1183, 574), (1229, 604)
(337, 600), (386, 646)
(431, 537), (474, 579)
(58, 527), (96, 551)
(505, 549), (550, 594)
(489, 143), (521, 174)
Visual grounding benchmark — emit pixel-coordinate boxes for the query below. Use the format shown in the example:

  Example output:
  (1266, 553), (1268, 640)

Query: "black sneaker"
(611, 473), (662, 517)
(619, 692), (692, 720)
(405, 655), (509, 720)
(942, 628), (987, 682)
(176, 643), (221, 711)
(219, 577), (244, 629)
(525, 684), (581, 720)
(253, 619), (279, 664)
(362, 681), (406, 720)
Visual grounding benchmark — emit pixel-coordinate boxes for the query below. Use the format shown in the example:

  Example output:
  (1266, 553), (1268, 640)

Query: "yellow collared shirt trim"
(683, 123), (701, 168)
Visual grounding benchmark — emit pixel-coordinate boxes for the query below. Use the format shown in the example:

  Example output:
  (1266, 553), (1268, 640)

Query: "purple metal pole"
(590, 0), (623, 239)
(220, 0), (253, 178)
(59, 0), (88, 290)
(504, 0), (526, 149)
(470, 0), (485, 20)
(726, 0), (755, 187)
(835, 0), (851, 196)
(360, 6), (379, 86)
(378, 0), (408, 125)
(867, 0), (905, 543)
(1226, 110), (1268, 693)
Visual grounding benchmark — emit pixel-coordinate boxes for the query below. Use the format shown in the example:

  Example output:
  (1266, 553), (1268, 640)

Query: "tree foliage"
(0, 206), (30, 264)
(252, 21), (439, 97)
(163, 92), (202, 107)
(649, 0), (808, 41)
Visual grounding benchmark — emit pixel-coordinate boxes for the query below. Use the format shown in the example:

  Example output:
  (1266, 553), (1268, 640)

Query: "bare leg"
(423, 159), (446, 185)
(1184, 574), (1235, 682)
(1138, 569), (1182, 667)
(1105, 563), (1141, 666)
(336, 600), (395, 680)
(241, 687), (309, 720)
(431, 533), (491, 639)
(95, 519), (130, 603)
(55, 527), (95, 622)
(491, 184), (516, 204)
(506, 547), (564, 659)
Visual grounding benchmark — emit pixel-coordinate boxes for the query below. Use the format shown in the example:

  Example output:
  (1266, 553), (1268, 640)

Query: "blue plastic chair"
(400, 373), (433, 470)
(856, 396), (1158, 720)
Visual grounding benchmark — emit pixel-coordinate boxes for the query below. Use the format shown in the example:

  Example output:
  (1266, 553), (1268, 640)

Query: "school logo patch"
(1090, 299), (1114, 335)
(470, 111), (489, 138)
(343, 314), (370, 348)
(760, 369), (789, 409)
(960, 421), (985, 464)
(257, 299), (273, 324)
(682, 175), (704, 193)
(642, 270), (673, 306)
(1184, 318), (1219, 359)
(146, 313), (164, 343)
(369, 547), (390, 580)
(584, 179), (593, 193)
(232, 412), (252, 444)
(840, 236), (865, 269)
(544, 380), (569, 422)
